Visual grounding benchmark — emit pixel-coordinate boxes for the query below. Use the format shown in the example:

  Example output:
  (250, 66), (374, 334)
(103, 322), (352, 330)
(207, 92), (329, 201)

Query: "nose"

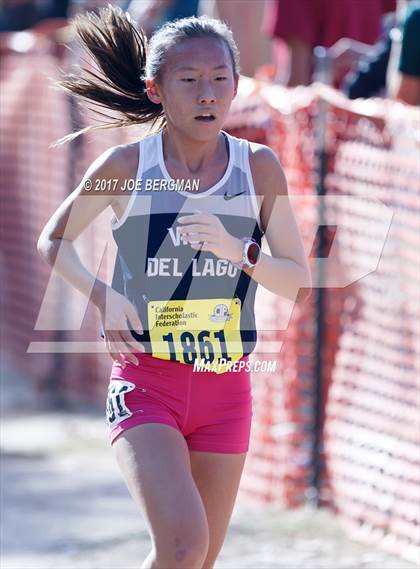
(198, 81), (216, 104)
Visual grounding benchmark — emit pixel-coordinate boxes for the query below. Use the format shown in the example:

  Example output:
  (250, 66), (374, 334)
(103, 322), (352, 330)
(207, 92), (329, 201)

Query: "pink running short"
(106, 351), (253, 454)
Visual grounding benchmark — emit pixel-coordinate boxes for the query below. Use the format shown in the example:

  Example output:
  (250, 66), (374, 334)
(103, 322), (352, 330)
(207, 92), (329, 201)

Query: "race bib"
(148, 298), (243, 374)
(106, 380), (136, 429)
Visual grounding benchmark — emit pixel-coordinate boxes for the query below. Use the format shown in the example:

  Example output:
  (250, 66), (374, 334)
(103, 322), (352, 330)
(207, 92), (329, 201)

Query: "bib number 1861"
(162, 329), (230, 364)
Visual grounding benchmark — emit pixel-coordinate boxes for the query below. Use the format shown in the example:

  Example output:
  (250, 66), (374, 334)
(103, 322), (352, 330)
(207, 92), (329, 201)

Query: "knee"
(174, 540), (208, 568)
(155, 531), (209, 568)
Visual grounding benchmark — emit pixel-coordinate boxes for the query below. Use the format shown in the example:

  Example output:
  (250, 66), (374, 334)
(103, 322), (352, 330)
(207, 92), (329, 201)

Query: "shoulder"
(80, 141), (140, 207)
(244, 141), (289, 234)
(93, 141), (140, 180)
(247, 141), (288, 198)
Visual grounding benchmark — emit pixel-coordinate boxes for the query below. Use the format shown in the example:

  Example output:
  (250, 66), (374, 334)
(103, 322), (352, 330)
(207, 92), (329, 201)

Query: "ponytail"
(53, 5), (165, 146)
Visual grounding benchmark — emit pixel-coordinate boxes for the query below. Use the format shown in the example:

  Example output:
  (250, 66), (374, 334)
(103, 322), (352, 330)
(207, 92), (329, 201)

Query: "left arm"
(240, 144), (312, 303)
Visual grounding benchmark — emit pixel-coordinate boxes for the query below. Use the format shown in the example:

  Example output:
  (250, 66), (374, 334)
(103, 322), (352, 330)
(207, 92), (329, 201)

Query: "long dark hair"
(53, 5), (240, 145)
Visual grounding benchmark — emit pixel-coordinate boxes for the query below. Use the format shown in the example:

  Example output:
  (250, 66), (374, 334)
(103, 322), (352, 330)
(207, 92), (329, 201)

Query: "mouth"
(194, 113), (216, 122)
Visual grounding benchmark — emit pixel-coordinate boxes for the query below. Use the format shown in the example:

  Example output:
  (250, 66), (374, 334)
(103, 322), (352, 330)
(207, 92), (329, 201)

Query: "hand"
(99, 288), (145, 368)
(177, 212), (243, 264)
(327, 38), (369, 82)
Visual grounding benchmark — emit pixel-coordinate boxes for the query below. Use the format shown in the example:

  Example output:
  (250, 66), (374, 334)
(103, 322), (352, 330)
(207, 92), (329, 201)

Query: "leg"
(189, 451), (247, 569)
(286, 37), (312, 86)
(113, 423), (210, 568)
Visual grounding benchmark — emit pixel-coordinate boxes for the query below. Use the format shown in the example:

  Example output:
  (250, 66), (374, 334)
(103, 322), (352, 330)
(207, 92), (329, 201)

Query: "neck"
(162, 127), (226, 175)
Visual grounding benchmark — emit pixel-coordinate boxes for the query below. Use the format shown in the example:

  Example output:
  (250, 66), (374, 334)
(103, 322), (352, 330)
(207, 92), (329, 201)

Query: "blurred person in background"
(126, 1), (272, 79)
(387, 0), (420, 104)
(0, 0), (70, 31)
(0, 0), (129, 33)
(339, 0), (419, 103)
(214, 0), (273, 79)
(69, 1), (129, 15)
(262, 0), (396, 87)
(338, 11), (397, 99)
(126, 0), (199, 37)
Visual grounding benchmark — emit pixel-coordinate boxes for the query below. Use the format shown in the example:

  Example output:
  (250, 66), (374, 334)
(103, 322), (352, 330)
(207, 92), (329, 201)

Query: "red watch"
(233, 237), (261, 269)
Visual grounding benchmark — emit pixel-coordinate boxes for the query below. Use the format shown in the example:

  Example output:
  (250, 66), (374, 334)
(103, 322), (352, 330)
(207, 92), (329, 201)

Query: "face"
(146, 36), (239, 140)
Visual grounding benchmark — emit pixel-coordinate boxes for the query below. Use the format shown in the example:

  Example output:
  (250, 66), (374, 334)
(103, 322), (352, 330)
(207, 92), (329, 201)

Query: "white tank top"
(109, 129), (264, 370)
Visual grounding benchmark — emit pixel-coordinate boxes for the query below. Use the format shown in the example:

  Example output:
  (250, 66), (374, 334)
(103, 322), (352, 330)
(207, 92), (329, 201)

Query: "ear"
(145, 78), (162, 105)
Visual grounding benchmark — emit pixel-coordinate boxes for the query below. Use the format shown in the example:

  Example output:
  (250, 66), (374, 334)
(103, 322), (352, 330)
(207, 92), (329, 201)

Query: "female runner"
(37, 6), (312, 568)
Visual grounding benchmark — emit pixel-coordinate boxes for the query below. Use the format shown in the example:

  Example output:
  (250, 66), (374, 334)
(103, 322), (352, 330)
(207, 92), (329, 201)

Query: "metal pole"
(307, 46), (330, 507)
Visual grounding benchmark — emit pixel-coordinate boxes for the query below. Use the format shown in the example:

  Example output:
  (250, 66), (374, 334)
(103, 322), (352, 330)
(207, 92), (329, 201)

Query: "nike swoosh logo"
(224, 191), (246, 200)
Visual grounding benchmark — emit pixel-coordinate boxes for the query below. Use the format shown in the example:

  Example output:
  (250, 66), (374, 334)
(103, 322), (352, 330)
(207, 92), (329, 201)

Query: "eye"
(181, 78), (195, 82)
(215, 77), (228, 81)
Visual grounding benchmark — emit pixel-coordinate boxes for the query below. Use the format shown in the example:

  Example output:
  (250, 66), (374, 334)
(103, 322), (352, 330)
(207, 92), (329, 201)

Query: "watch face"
(247, 242), (260, 265)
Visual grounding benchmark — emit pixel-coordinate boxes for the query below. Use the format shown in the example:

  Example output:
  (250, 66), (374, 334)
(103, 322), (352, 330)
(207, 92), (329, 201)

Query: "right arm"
(37, 144), (144, 366)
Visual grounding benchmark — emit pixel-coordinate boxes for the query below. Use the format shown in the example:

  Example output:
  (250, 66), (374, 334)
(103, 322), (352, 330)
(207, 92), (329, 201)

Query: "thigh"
(113, 423), (209, 552)
(189, 450), (247, 568)
(186, 358), (253, 454)
(106, 352), (189, 446)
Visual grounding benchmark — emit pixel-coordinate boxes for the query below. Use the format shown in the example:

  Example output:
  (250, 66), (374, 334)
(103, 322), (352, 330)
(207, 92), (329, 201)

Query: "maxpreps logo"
(193, 357), (278, 374)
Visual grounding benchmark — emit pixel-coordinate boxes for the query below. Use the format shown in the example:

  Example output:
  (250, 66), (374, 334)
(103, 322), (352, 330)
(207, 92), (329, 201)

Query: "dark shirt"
(398, 3), (420, 77)
(343, 33), (392, 99)
(0, 0), (70, 31)
(343, 13), (395, 99)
